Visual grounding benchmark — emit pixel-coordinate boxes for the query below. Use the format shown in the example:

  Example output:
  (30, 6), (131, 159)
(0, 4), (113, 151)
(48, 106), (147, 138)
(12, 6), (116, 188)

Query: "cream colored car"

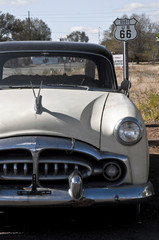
(0, 41), (154, 208)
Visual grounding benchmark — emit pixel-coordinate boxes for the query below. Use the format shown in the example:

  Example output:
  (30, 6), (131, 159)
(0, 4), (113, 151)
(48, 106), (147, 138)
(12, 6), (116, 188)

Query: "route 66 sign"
(114, 18), (138, 41)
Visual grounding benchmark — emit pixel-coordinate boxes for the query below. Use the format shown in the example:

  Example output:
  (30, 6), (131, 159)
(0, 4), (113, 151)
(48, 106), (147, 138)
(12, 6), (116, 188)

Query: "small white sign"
(114, 18), (137, 41)
(113, 54), (123, 67)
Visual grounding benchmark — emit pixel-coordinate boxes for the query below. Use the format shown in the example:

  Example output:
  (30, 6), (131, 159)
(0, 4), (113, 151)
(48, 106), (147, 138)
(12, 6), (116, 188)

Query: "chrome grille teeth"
(3, 164), (7, 176)
(13, 163), (18, 176)
(54, 163), (58, 176)
(24, 164), (28, 176)
(0, 161), (92, 180)
(1, 163), (31, 177)
(44, 163), (48, 176)
(64, 164), (68, 174)
(74, 165), (78, 170)
(38, 162), (91, 179)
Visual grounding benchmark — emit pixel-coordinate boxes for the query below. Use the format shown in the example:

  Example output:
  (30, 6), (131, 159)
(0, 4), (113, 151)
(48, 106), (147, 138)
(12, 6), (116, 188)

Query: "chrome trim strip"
(0, 136), (129, 162)
(0, 136), (126, 160)
(0, 181), (154, 206)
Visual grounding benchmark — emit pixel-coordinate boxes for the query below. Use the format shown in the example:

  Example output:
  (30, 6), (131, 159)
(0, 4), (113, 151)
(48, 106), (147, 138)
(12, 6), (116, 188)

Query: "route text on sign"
(113, 18), (137, 41)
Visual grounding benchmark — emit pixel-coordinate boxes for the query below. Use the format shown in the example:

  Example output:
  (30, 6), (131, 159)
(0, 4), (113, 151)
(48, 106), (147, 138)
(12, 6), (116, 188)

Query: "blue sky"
(0, 0), (159, 43)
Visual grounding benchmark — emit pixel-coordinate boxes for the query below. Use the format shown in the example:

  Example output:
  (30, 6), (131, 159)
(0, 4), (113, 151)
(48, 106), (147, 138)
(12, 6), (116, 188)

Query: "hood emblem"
(30, 81), (43, 114)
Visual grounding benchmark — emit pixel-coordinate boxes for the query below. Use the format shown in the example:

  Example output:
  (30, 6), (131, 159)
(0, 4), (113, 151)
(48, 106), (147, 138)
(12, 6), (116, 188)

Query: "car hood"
(0, 88), (109, 148)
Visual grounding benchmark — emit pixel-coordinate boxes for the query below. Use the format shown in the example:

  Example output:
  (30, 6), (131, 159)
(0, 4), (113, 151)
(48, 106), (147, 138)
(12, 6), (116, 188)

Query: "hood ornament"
(30, 81), (43, 114)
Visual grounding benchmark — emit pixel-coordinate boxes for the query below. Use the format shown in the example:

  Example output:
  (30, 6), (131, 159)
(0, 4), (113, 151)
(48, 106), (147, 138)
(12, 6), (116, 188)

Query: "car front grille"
(0, 150), (93, 181)
(0, 136), (129, 187)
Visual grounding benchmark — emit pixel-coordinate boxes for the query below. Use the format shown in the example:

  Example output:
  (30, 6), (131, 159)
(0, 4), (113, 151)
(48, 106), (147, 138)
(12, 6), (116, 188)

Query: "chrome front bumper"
(0, 181), (154, 206)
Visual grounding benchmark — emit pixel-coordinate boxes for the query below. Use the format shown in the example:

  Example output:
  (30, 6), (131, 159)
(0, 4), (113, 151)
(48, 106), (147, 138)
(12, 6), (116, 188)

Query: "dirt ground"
(146, 124), (159, 153)
(146, 125), (159, 140)
(116, 63), (159, 92)
(115, 62), (159, 106)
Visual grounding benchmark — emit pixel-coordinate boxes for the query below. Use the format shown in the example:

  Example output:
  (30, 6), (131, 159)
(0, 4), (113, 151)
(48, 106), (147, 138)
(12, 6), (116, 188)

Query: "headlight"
(114, 117), (143, 145)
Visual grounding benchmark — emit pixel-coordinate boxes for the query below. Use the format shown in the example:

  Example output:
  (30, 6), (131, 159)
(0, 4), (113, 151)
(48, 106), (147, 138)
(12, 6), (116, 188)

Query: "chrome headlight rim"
(114, 117), (144, 146)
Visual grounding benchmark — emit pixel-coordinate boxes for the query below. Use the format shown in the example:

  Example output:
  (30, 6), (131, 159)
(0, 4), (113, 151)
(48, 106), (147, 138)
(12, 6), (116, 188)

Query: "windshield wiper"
(0, 84), (90, 91)
(7, 85), (32, 89)
(46, 84), (89, 90)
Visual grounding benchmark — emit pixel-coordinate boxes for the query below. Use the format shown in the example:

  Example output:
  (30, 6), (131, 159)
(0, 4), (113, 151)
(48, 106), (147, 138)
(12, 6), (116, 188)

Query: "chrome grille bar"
(24, 163), (28, 176)
(74, 165), (78, 170)
(54, 164), (58, 175)
(3, 164), (7, 176)
(44, 163), (48, 176)
(13, 163), (17, 175)
(64, 164), (68, 174)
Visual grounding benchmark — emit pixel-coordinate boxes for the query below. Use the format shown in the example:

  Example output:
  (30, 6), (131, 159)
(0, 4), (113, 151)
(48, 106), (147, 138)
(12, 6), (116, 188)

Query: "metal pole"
(123, 41), (129, 80)
(28, 11), (31, 40)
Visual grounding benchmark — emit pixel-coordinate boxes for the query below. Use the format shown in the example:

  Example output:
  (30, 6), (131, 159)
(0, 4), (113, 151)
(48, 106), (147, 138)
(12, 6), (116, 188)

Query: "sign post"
(113, 18), (138, 93)
(123, 41), (129, 81)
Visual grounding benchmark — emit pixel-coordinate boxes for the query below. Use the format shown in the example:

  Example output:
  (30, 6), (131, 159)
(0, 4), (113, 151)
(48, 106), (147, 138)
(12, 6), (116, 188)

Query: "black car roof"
(0, 41), (113, 63)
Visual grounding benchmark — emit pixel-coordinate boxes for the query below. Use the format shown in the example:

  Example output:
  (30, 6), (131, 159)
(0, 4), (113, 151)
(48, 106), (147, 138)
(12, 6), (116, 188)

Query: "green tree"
(0, 12), (22, 41)
(66, 31), (89, 42)
(0, 12), (52, 41)
(128, 14), (158, 63)
(13, 18), (51, 41)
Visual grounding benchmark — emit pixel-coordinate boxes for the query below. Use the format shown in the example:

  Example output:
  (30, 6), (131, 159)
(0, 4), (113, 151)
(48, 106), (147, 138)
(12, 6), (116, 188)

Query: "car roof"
(0, 41), (113, 63)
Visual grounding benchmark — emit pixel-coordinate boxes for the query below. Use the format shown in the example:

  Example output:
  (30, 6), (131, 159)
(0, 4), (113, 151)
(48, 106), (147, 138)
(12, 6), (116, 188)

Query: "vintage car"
(0, 41), (154, 209)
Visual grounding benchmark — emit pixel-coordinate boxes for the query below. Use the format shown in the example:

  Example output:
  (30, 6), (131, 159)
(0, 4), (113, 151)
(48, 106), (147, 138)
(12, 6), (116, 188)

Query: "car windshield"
(0, 52), (117, 90)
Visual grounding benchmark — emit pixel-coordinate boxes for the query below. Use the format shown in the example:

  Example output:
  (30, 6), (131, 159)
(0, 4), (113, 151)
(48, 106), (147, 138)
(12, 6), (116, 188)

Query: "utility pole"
(28, 11), (31, 40)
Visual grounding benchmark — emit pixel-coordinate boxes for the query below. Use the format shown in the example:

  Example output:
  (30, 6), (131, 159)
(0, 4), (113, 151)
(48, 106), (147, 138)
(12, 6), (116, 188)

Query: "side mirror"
(120, 79), (131, 97)
(121, 79), (131, 91)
